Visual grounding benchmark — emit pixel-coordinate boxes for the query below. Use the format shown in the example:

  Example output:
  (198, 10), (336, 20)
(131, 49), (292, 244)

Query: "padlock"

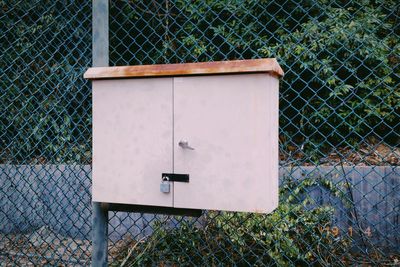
(160, 176), (170, 193)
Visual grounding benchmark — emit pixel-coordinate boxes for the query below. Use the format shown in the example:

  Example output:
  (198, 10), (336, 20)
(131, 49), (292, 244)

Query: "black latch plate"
(162, 173), (189, 183)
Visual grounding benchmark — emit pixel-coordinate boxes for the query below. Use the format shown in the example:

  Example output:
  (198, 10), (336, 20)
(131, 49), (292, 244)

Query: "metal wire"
(1, 0), (399, 265)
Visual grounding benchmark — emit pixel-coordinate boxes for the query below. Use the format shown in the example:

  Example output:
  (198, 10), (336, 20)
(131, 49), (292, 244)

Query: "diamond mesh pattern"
(0, 0), (92, 265)
(1, 0), (399, 265)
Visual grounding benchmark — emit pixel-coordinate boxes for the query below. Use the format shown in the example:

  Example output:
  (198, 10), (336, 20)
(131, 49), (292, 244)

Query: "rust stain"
(84, 58), (284, 80)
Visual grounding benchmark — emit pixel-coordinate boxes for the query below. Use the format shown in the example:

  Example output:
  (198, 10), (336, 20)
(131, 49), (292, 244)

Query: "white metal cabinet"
(86, 59), (283, 213)
(173, 74), (279, 213)
(92, 78), (174, 207)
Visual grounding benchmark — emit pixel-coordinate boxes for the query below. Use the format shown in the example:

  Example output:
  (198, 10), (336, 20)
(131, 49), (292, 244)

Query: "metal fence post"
(93, 0), (109, 67)
(92, 202), (108, 266)
(92, 0), (109, 266)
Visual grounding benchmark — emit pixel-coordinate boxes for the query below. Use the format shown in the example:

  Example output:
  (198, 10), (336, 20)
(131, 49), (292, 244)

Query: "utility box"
(84, 59), (283, 213)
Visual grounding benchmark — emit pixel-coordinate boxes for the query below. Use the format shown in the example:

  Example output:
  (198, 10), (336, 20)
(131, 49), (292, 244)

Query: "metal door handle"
(178, 140), (195, 150)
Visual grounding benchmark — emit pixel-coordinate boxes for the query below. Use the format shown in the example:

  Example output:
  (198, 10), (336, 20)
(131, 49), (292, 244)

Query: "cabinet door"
(173, 74), (278, 213)
(93, 78), (173, 207)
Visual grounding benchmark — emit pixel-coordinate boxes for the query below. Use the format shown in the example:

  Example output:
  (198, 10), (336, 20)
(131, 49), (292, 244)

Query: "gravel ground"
(280, 142), (400, 166)
(0, 227), (91, 266)
(0, 227), (136, 266)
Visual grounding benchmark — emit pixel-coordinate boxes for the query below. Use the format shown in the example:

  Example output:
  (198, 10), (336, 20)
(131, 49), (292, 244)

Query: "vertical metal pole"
(92, 0), (109, 266)
(93, 0), (109, 67)
(92, 202), (108, 266)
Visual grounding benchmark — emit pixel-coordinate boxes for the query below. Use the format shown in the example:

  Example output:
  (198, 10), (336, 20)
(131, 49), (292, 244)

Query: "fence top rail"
(83, 58), (284, 80)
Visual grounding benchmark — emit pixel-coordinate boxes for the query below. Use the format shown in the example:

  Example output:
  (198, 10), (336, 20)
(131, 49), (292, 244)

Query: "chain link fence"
(1, 0), (92, 265)
(1, 0), (399, 265)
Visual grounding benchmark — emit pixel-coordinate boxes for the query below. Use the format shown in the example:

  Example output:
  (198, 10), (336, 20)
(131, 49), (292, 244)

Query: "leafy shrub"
(261, 2), (399, 151)
(1, 0), (398, 163)
(0, 1), (91, 163)
(111, 0), (399, 155)
(113, 177), (350, 266)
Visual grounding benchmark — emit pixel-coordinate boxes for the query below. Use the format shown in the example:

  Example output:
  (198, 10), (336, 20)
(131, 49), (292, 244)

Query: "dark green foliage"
(111, 0), (399, 158)
(113, 178), (350, 266)
(1, 0), (398, 162)
(0, 0), (91, 163)
(262, 2), (400, 150)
